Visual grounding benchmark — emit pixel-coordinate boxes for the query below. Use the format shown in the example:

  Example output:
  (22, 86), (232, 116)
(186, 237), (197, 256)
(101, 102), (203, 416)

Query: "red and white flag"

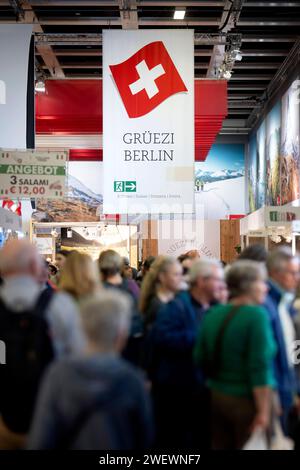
(2, 199), (22, 216)
(109, 41), (187, 118)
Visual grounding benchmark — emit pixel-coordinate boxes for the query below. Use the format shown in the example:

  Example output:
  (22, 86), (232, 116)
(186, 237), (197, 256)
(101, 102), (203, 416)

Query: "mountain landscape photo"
(33, 174), (103, 222)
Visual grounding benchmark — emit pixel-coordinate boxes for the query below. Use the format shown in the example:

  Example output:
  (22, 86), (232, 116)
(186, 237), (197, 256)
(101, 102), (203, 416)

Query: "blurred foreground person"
(99, 250), (139, 301)
(136, 256), (156, 286)
(195, 261), (276, 450)
(238, 244), (268, 263)
(264, 247), (300, 433)
(139, 256), (182, 332)
(151, 259), (224, 449)
(122, 257), (138, 281)
(28, 291), (154, 450)
(98, 250), (142, 365)
(54, 249), (72, 285)
(0, 241), (85, 448)
(59, 251), (101, 303)
(139, 256), (182, 378)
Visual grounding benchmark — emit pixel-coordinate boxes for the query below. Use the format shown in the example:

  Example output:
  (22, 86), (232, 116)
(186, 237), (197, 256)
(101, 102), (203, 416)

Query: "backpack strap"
(210, 305), (241, 378)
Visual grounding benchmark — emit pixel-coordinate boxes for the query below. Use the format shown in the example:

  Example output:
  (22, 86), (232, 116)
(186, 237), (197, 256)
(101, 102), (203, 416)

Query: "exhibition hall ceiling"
(0, 0), (299, 133)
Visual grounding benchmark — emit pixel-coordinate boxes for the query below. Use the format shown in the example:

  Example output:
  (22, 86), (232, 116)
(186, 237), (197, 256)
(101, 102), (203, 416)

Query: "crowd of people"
(0, 240), (300, 450)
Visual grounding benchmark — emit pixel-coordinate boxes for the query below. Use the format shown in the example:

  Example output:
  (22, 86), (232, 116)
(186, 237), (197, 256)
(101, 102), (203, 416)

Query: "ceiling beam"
(30, 18), (221, 26)
(21, 1), (65, 79)
(233, 63), (281, 69)
(228, 85), (267, 90)
(229, 75), (273, 80)
(242, 36), (297, 43)
(119, 0), (138, 30)
(241, 50), (288, 56)
(238, 20), (300, 26)
(245, 1), (300, 6)
(27, 1), (225, 5)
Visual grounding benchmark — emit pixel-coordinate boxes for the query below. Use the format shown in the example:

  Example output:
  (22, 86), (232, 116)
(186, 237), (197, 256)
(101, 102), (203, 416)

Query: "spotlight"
(67, 228), (72, 238)
(174, 8), (185, 20)
(223, 70), (232, 80)
(35, 79), (46, 93)
(232, 49), (243, 61)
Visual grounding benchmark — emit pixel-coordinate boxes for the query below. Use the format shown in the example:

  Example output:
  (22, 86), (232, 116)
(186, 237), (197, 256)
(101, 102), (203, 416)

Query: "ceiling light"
(35, 79), (46, 93)
(174, 8), (186, 20)
(233, 49), (243, 61)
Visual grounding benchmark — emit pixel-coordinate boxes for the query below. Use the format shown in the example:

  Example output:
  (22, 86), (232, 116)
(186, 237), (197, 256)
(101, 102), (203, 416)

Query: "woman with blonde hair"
(59, 251), (101, 301)
(139, 256), (182, 331)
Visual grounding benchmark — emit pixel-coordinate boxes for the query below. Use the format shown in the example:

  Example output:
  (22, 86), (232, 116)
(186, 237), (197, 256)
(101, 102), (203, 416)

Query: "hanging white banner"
(103, 30), (194, 215)
(0, 25), (33, 150)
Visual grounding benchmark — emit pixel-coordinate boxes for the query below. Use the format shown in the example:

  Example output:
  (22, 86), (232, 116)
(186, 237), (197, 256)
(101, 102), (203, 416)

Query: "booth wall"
(246, 73), (300, 213)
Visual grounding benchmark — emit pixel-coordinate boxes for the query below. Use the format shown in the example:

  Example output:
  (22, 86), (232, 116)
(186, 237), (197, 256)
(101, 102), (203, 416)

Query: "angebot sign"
(0, 150), (67, 199)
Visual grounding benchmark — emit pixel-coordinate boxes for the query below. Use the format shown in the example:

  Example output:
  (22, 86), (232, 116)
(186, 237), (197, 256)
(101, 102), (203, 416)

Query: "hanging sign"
(0, 150), (68, 199)
(103, 30), (194, 214)
(0, 25), (33, 149)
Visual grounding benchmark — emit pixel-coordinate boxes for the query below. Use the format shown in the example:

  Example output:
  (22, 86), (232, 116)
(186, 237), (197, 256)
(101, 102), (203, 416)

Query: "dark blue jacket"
(263, 281), (298, 411)
(150, 291), (207, 388)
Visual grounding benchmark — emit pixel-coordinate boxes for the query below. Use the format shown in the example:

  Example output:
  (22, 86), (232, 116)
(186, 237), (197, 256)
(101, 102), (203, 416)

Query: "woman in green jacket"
(194, 260), (277, 449)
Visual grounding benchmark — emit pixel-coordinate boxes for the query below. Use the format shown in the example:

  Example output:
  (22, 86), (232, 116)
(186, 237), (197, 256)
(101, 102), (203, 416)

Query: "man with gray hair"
(264, 246), (300, 433)
(0, 239), (85, 357)
(0, 239), (85, 446)
(151, 258), (224, 449)
(28, 291), (154, 450)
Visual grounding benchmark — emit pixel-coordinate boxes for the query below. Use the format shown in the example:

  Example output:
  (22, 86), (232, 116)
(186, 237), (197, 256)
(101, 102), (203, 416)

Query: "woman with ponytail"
(139, 256), (182, 331)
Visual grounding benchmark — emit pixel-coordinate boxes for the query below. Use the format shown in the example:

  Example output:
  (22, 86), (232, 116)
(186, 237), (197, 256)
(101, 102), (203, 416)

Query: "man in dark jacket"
(28, 291), (154, 450)
(264, 247), (300, 434)
(151, 259), (224, 449)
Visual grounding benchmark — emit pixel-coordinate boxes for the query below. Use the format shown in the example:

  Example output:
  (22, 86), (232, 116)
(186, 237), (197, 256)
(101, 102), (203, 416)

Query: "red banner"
(36, 79), (227, 162)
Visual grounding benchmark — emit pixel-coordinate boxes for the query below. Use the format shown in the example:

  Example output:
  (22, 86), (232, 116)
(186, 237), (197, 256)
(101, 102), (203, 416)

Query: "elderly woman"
(27, 291), (154, 450)
(194, 260), (277, 450)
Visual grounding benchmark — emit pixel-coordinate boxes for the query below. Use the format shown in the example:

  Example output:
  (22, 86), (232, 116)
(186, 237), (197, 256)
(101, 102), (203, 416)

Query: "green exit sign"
(114, 181), (136, 192)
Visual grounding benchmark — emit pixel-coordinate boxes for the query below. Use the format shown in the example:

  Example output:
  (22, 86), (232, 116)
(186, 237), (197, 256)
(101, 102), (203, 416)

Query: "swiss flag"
(109, 41), (188, 118)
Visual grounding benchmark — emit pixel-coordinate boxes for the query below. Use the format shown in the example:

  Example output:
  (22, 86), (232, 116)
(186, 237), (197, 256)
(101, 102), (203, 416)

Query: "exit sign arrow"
(114, 180), (137, 192)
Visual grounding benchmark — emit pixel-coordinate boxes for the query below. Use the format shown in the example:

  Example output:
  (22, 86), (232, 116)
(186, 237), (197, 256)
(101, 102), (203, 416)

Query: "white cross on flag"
(109, 41), (187, 118)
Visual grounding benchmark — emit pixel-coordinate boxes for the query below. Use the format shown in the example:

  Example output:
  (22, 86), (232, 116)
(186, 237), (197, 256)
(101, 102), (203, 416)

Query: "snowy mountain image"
(34, 172), (103, 222)
(68, 174), (103, 206)
(195, 168), (244, 183)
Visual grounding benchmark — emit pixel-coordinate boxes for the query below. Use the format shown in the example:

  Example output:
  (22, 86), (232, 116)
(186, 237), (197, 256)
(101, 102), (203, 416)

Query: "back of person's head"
(59, 251), (100, 299)
(185, 250), (200, 260)
(143, 256), (156, 273)
(98, 250), (123, 280)
(238, 244), (267, 263)
(139, 255), (179, 313)
(226, 260), (267, 300)
(57, 249), (71, 259)
(80, 290), (132, 353)
(178, 253), (190, 264)
(189, 259), (222, 286)
(0, 239), (42, 279)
